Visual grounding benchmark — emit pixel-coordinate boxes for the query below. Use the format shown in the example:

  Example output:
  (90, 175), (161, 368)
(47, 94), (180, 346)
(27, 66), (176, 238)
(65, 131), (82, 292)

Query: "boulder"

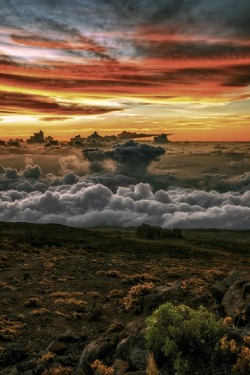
(222, 279), (250, 324)
(222, 270), (247, 288)
(209, 282), (227, 303)
(141, 293), (163, 315)
(142, 285), (182, 314)
(210, 270), (249, 304)
(154, 285), (182, 299)
(116, 332), (148, 371)
(80, 340), (99, 365)
(79, 338), (114, 374)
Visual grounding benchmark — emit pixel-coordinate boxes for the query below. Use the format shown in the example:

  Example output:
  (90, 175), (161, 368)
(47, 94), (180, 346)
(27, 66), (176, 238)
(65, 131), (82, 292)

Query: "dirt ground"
(0, 222), (249, 373)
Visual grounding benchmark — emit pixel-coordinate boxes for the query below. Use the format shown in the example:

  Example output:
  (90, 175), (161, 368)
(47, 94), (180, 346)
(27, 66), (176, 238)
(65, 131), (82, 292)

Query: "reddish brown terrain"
(0, 223), (249, 374)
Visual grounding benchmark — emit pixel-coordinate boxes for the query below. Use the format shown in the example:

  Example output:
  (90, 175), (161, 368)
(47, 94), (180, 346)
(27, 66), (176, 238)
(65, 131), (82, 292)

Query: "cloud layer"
(1, 0), (250, 124)
(0, 181), (249, 229)
(0, 142), (249, 230)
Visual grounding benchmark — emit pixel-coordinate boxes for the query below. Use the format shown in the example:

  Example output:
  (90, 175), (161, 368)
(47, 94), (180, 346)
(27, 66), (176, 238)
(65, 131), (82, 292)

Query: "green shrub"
(145, 303), (226, 375)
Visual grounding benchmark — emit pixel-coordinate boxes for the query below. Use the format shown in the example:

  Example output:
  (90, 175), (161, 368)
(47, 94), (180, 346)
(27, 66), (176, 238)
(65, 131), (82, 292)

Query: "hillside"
(0, 222), (249, 374)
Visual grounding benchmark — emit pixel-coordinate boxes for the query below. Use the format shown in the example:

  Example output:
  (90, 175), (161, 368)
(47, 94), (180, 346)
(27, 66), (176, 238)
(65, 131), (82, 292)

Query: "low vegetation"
(0, 222), (249, 374)
(91, 359), (114, 375)
(145, 302), (250, 375)
(122, 282), (154, 312)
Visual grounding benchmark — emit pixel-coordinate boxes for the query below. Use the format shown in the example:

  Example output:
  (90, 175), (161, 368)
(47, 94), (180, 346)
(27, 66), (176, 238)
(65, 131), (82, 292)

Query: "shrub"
(122, 282), (154, 311)
(145, 303), (226, 375)
(220, 335), (250, 374)
(91, 359), (114, 375)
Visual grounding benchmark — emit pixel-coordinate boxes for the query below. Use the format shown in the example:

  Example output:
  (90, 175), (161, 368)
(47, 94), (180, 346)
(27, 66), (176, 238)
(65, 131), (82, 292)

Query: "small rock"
(112, 359), (129, 375)
(87, 306), (102, 322)
(209, 282), (227, 303)
(110, 331), (127, 347)
(46, 341), (67, 354)
(32, 362), (46, 375)
(24, 297), (42, 308)
(126, 320), (144, 335)
(116, 338), (129, 360)
(154, 285), (182, 300)
(227, 329), (245, 345)
(17, 313), (25, 321)
(56, 355), (76, 366)
(4, 345), (29, 365)
(17, 359), (37, 372)
(97, 341), (113, 359)
(107, 322), (125, 333)
(1, 366), (19, 375)
(57, 332), (82, 342)
(116, 332), (147, 371)
(80, 340), (99, 365)
(22, 370), (33, 375)
(141, 293), (163, 314)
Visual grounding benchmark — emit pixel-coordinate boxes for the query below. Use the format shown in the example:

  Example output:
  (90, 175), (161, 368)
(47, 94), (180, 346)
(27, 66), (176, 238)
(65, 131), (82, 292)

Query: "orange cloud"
(0, 91), (122, 116)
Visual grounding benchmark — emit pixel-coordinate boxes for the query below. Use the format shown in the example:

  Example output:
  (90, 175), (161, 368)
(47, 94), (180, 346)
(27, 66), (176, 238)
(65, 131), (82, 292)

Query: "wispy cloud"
(0, 0), (250, 138)
(0, 91), (122, 116)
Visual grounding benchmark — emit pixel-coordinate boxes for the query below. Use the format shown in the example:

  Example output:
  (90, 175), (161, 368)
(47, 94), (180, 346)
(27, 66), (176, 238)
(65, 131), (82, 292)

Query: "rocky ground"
(0, 222), (249, 374)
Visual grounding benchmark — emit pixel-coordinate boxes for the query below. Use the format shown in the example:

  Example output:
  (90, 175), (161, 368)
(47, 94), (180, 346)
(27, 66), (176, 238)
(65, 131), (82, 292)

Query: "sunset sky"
(1, 0), (250, 141)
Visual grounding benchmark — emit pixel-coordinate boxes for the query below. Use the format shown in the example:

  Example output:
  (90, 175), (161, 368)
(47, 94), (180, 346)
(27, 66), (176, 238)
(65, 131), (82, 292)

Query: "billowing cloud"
(22, 157), (42, 179)
(0, 182), (249, 229)
(0, 140), (250, 229)
(83, 140), (166, 176)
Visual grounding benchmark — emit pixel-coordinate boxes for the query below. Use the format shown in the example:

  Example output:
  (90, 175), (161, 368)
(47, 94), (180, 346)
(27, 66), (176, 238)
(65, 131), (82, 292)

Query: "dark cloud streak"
(0, 91), (122, 116)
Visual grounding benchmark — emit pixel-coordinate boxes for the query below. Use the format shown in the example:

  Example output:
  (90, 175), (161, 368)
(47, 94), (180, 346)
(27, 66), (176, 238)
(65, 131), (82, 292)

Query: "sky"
(1, 0), (250, 141)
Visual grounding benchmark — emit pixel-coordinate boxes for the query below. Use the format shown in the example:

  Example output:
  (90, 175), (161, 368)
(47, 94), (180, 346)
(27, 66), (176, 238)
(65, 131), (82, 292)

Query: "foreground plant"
(145, 303), (227, 375)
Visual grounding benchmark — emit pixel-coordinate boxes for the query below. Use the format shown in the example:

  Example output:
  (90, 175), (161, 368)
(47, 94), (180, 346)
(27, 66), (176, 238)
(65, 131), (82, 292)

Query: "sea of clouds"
(0, 141), (249, 229)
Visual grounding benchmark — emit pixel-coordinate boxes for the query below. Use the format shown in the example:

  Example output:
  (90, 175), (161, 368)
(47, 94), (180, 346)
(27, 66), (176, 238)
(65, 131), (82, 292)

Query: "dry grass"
(49, 291), (84, 298)
(42, 364), (73, 375)
(44, 261), (55, 271)
(108, 289), (126, 299)
(86, 291), (100, 298)
(0, 281), (16, 291)
(91, 359), (114, 375)
(24, 297), (43, 308)
(122, 282), (154, 311)
(54, 298), (87, 312)
(0, 317), (25, 340)
(37, 351), (55, 364)
(121, 273), (160, 284)
(29, 308), (50, 316)
(146, 352), (159, 375)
